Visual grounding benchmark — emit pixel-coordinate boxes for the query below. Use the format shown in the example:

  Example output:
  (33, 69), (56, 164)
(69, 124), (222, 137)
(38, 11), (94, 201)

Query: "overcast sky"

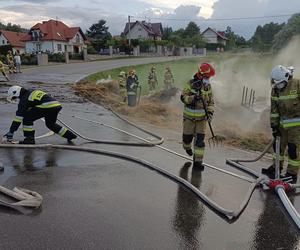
(0, 0), (299, 38)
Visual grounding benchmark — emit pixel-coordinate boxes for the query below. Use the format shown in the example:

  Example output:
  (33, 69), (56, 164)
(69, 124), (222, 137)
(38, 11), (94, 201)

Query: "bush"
(48, 53), (65, 63)
(0, 45), (12, 57)
(87, 45), (97, 54)
(21, 54), (37, 65)
(69, 52), (83, 60)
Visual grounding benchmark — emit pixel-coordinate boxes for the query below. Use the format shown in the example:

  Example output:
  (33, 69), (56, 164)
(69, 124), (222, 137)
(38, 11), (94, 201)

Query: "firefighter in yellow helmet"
(164, 66), (174, 89)
(180, 63), (215, 169)
(261, 65), (299, 183)
(148, 65), (158, 94)
(0, 59), (9, 81)
(6, 50), (16, 74)
(118, 71), (127, 103)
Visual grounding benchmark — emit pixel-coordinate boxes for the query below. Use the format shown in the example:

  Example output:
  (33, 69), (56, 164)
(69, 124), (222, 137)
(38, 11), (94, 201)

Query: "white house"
(123, 21), (163, 41)
(22, 20), (88, 54)
(202, 27), (228, 46)
(0, 30), (26, 54)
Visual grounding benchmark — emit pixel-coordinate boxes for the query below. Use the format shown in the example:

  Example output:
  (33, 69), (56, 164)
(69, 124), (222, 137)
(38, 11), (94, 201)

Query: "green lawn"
(86, 52), (275, 95)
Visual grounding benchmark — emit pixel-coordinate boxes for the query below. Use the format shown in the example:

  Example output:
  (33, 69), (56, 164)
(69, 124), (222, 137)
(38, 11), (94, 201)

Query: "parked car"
(99, 49), (110, 55)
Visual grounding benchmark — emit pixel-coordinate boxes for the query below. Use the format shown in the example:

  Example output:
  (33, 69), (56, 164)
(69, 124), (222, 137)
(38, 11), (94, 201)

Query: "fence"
(241, 86), (255, 108)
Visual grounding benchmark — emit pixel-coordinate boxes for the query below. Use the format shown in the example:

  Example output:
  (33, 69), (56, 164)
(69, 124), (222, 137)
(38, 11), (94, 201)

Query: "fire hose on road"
(226, 137), (300, 230)
(0, 108), (297, 225)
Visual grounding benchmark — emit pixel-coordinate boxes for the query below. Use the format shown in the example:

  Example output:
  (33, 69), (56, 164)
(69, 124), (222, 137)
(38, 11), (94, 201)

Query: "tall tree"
(184, 21), (200, 37)
(272, 13), (300, 50)
(162, 27), (173, 40)
(225, 26), (247, 49)
(0, 22), (27, 32)
(251, 22), (284, 51)
(86, 20), (112, 51)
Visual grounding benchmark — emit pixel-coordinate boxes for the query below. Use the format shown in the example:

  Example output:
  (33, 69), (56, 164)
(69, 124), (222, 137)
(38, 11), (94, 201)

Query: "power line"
(130, 13), (295, 22)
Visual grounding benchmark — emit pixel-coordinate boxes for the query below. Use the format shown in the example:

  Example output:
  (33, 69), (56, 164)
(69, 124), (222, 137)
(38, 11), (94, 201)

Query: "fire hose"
(0, 142), (262, 220)
(226, 137), (300, 230)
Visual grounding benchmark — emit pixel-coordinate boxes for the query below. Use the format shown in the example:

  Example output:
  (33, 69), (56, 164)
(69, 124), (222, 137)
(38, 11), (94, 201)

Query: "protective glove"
(4, 132), (13, 141)
(193, 94), (202, 101)
(207, 111), (213, 122)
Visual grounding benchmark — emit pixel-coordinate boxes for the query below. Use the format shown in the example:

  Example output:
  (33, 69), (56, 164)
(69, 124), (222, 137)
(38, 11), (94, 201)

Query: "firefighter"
(180, 63), (215, 169)
(3, 86), (77, 144)
(118, 71), (127, 103)
(126, 69), (139, 106)
(6, 50), (16, 74)
(0, 59), (9, 81)
(148, 65), (158, 94)
(261, 65), (299, 183)
(164, 66), (174, 89)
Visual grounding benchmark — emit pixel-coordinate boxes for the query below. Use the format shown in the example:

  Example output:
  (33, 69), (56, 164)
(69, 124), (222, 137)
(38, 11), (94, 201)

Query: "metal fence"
(241, 86), (255, 108)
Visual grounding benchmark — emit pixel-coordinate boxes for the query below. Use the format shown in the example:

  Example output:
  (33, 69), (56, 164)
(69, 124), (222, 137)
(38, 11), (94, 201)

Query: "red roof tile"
(0, 30), (27, 48)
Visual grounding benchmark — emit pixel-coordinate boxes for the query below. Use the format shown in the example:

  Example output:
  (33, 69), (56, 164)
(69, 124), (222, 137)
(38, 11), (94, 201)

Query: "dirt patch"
(73, 81), (182, 127)
(73, 81), (271, 151)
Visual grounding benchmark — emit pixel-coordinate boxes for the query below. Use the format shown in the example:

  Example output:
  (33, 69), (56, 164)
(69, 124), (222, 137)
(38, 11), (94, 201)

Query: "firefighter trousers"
(182, 118), (206, 162)
(273, 127), (300, 175)
(22, 106), (71, 139)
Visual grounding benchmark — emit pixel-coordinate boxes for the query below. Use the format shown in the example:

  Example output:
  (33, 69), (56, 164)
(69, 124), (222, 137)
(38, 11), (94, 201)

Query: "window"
(2, 40), (4, 45)
(57, 44), (62, 51)
(76, 34), (80, 43)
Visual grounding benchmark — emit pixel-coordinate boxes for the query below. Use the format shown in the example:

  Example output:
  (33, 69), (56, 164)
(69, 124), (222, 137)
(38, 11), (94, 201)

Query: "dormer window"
(76, 34), (80, 43)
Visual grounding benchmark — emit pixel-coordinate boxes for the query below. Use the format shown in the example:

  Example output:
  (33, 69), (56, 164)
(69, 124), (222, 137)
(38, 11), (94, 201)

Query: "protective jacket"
(164, 70), (174, 85)
(270, 78), (300, 129)
(6, 54), (14, 64)
(126, 75), (139, 94)
(10, 89), (61, 133)
(181, 78), (214, 120)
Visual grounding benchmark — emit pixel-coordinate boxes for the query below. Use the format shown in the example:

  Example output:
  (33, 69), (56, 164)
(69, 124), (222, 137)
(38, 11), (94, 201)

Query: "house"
(0, 30), (27, 54)
(201, 27), (228, 46)
(21, 20), (88, 54)
(123, 21), (163, 41)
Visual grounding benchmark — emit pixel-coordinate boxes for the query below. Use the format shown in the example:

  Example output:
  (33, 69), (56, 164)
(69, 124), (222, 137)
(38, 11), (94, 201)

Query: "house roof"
(123, 21), (163, 37)
(0, 30), (27, 48)
(21, 20), (87, 42)
(202, 27), (229, 40)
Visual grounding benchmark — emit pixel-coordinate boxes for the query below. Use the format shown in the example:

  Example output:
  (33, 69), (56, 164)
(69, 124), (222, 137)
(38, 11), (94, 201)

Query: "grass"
(86, 52), (275, 95)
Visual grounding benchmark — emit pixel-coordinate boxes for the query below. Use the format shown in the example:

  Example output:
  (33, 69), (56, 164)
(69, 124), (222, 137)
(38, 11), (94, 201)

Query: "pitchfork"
(198, 92), (225, 147)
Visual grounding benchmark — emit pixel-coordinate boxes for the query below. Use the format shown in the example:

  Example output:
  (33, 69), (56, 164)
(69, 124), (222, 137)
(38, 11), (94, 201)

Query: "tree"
(272, 13), (300, 50)
(224, 26), (248, 49)
(251, 22), (284, 51)
(86, 20), (112, 51)
(162, 27), (173, 40)
(0, 22), (27, 32)
(184, 21), (200, 38)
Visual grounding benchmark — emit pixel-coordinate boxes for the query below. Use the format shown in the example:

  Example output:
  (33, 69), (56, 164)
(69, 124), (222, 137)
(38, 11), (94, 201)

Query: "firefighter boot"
(193, 161), (204, 171)
(185, 149), (193, 156)
(19, 137), (35, 144)
(281, 172), (298, 184)
(261, 165), (283, 179)
(63, 130), (77, 142)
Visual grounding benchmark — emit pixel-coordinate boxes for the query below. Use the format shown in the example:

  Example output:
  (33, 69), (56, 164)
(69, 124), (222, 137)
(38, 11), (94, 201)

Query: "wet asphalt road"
(0, 58), (299, 249)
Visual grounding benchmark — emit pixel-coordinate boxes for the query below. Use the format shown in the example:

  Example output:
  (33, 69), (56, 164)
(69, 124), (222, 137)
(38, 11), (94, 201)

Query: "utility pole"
(128, 15), (131, 46)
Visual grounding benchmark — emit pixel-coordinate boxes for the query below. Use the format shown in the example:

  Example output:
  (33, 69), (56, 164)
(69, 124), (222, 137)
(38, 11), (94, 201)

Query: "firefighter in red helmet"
(180, 63), (215, 169)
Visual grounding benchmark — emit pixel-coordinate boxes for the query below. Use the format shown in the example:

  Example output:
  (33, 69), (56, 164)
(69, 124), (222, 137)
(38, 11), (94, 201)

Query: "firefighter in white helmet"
(4, 86), (77, 144)
(262, 65), (300, 183)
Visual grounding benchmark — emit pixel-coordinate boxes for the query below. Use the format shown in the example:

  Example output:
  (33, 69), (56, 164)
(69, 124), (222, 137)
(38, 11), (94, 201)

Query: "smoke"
(208, 36), (300, 137)
(273, 35), (300, 79)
